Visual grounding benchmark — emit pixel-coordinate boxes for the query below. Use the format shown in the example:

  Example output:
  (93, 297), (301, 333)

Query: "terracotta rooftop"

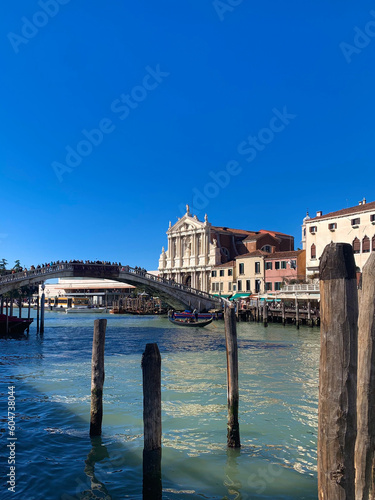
(259, 229), (294, 237)
(308, 200), (375, 221)
(265, 250), (303, 260)
(213, 260), (235, 268)
(243, 232), (280, 242)
(235, 250), (270, 259)
(211, 226), (254, 236)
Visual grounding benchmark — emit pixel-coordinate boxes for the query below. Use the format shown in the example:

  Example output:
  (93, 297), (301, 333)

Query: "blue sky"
(1, 1), (375, 270)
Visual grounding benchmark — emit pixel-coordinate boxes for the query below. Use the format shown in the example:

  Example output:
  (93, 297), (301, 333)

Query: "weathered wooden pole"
(9, 292), (13, 317)
(318, 242), (358, 500)
(18, 298), (22, 318)
(307, 300), (312, 327)
(5, 298), (9, 334)
(90, 319), (107, 437)
(295, 297), (300, 330)
(263, 301), (268, 327)
(36, 296), (40, 333)
(0, 296), (3, 315)
(142, 343), (162, 500)
(355, 252), (375, 500)
(224, 305), (241, 448)
(27, 296), (31, 334)
(40, 290), (45, 334)
(281, 300), (286, 326)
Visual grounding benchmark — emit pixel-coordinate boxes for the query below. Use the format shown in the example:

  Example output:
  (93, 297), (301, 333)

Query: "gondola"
(168, 311), (213, 327)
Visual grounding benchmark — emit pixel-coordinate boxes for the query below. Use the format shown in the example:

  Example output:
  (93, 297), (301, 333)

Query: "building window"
(233, 284), (237, 292)
(265, 282), (272, 291)
(303, 228), (306, 237)
(328, 222), (337, 231)
(353, 237), (360, 254)
(274, 282), (282, 291)
(211, 270), (217, 277)
(309, 226), (317, 234)
(281, 261), (287, 269)
(255, 262), (261, 274)
(239, 263), (244, 275)
(371, 214), (375, 223)
(228, 282), (232, 291)
(220, 270), (224, 277)
(373, 236), (375, 252)
(290, 260), (296, 269)
(255, 279), (261, 293)
(311, 244), (316, 259)
(228, 269), (233, 276)
(220, 282), (224, 291)
(363, 236), (370, 253)
(237, 280), (242, 291)
(265, 262), (272, 270)
(246, 280), (251, 291)
(275, 261), (280, 270)
(351, 218), (360, 227)
(262, 245), (271, 253)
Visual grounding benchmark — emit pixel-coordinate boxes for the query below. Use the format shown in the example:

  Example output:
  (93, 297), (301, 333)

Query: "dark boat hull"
(168, 316), (213, 327)
(0, 314), (33, 335)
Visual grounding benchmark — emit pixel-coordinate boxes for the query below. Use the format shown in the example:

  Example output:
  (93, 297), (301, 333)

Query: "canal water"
(0, 311), (319, 499)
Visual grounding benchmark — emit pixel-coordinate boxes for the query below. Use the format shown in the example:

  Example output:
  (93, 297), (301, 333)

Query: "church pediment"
(168, 213), (206, 234)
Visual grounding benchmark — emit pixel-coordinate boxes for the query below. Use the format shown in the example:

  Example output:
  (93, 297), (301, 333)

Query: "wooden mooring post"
(224, 305), (240, 448)
(263, 301), (268, 327)
(295, 298), (300, 330)
(318, 242), (357, 500)
(40, 288), (45, 334)
(5, 298), (9, 334)
(281, 300), (286, 326)
(36, 296), (40, 333)
(90, 319), (107, 437)
(355, 252), (375, 499)
(142, 343), (162, 500)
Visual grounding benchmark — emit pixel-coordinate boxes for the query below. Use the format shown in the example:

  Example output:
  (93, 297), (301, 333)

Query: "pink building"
(264, 250), (305, 292)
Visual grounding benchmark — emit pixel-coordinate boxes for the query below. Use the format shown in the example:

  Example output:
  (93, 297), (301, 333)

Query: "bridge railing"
(0, 263), (74, 286)
(120, 266), (219, 302)
(0, 263), (221, 303)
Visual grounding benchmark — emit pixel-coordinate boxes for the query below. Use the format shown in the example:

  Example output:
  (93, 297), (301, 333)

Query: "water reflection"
(83, 436), (111, 499)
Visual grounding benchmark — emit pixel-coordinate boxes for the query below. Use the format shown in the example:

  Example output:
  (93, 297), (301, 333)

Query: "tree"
(13, 260), (22, 271)
(0, 258), (7, 270)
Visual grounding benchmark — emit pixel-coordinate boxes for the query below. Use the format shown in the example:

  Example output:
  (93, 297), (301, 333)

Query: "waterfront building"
(40, 277), (135, 307)
(210, 260), (235, 297)
(264, 250), (305, 292)
(302, 198), (375, 277)
(158, 205), (295, 293)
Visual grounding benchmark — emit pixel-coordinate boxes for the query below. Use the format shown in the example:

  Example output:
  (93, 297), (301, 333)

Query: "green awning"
(213, 294), (232, 298)
(229, 293), (251, 301)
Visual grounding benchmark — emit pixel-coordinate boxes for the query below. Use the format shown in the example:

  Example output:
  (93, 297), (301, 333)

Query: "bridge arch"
(0, 263), (221, 312)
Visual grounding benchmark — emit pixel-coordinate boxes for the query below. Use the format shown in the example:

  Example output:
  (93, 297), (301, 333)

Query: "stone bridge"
(0, 263), (222, 312)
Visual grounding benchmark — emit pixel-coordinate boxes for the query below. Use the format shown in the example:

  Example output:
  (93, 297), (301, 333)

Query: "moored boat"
(65, 306), (106, 314)
(0, 314), (33, 335)
(168, 311), (213, 327)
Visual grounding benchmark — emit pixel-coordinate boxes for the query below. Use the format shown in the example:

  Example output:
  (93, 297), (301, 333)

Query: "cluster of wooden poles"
(89, 241), (375, 500)
(319, 243), (375, 499)
(0, 295), (43, 334)
(89, 304), (240, 499)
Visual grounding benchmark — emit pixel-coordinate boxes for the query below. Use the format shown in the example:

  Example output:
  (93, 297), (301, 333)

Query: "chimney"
(317, 210), (322, 217)
(359, 198), (366, 206)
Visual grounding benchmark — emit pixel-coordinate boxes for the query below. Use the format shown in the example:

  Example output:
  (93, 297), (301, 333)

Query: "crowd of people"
(1, 260), (149, 277)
